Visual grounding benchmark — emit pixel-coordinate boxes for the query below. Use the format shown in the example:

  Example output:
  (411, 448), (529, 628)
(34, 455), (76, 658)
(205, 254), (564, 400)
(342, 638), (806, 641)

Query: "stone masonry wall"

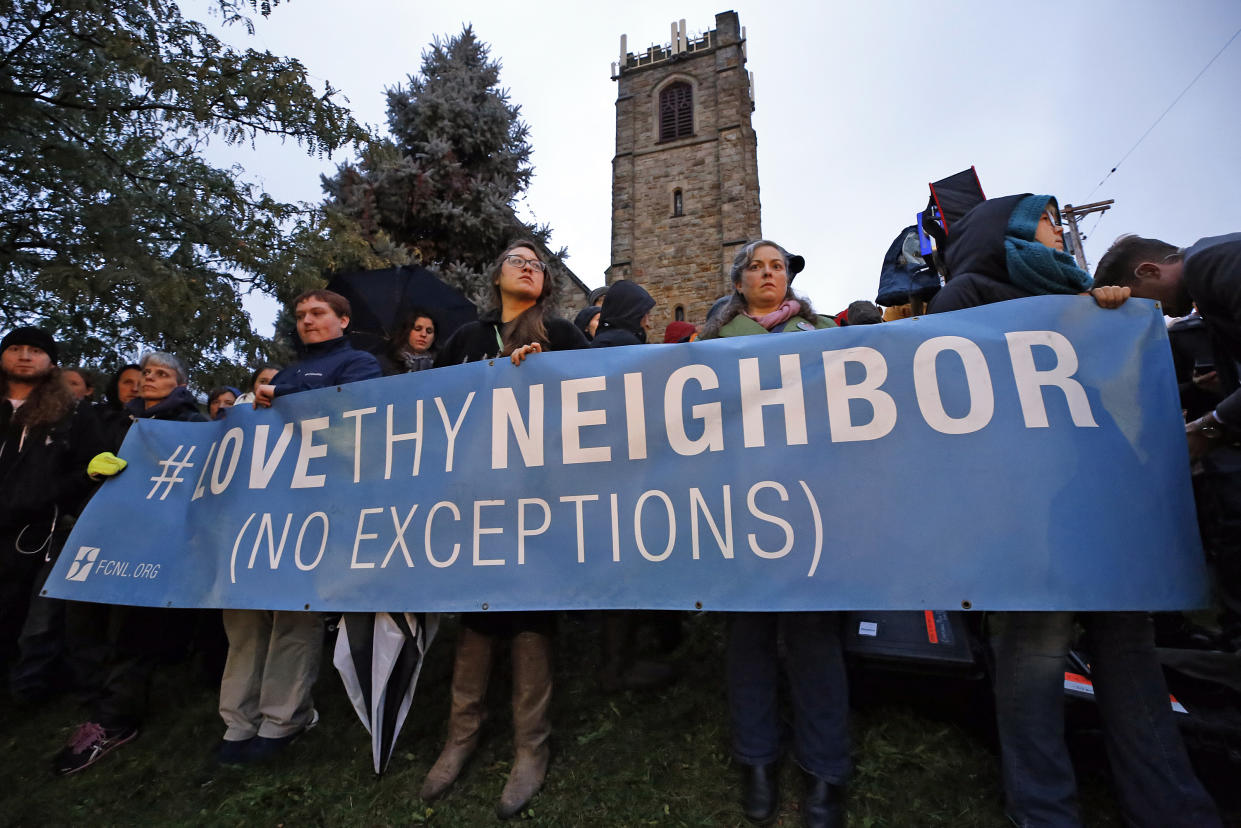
(608, 11), (761, 337)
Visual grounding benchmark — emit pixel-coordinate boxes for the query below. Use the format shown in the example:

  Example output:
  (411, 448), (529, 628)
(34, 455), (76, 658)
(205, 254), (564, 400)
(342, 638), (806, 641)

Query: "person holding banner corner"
(928, 195), (1219, 828)
(53, 350), (205, 775)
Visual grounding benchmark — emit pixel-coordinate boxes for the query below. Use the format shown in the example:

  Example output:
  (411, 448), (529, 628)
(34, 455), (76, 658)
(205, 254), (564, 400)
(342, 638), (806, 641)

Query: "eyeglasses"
(1041, 206), (1061, 227)
(504, 254), (547, 273)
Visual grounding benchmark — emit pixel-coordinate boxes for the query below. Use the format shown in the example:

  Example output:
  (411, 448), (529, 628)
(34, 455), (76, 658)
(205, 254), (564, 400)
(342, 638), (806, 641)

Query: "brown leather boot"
(419, 627), (493, 801)
(496, 631), (552, 819)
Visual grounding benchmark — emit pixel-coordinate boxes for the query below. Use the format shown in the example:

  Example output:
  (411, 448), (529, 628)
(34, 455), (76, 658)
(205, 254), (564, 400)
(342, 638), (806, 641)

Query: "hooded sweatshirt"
(573, 306), (601, 341)
(591, 280), (656, 348)
(928, 194), (1090, 313)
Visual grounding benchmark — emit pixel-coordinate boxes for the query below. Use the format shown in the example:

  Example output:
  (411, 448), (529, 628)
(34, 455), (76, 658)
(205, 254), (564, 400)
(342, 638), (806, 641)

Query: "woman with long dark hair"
(234, 364), (279, 406)
(424, 241), (587, 818)
(379, 307), (440, 376)
(436, 240), (586, 367)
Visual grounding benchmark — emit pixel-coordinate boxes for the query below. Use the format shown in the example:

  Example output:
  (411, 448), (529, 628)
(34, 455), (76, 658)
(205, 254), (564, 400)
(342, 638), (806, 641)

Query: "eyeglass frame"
(503, 254), (547, 273)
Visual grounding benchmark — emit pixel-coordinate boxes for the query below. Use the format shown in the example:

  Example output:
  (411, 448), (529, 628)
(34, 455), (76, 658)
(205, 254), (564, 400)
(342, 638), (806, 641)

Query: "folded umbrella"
(334, 611), (440, 774)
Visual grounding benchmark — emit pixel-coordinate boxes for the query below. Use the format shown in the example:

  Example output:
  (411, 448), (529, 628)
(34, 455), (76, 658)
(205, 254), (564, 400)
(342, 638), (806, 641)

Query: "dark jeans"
(726, 611), (850, 783)
(10, 589), (67, 698)
(992, 611), (1220, 828)
(462, 610), (555, 639)
(66, 602), (193, 729)
(1194, 446), (1241, 625)
(0, 532), (43, 669)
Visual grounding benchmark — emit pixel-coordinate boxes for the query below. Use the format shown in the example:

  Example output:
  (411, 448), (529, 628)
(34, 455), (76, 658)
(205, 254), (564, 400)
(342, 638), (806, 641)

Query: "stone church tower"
(607, 11), (761, 334)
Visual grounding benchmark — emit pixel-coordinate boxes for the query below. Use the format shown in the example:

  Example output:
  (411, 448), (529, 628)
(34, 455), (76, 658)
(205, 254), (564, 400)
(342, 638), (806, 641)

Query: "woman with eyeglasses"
(927, 194), (1128, 312)
(425, 240), (587, 819)
(927, 196), (1219, 828)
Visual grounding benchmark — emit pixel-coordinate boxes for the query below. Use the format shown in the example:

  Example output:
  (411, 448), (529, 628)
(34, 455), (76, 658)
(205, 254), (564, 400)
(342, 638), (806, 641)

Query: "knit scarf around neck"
(744, 299), (801, 331)
(1004, 237), (1092, 296)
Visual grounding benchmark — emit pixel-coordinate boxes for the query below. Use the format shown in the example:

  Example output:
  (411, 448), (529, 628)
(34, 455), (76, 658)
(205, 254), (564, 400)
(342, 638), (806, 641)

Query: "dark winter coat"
(592, 281), (655, 348)
(1180, 233), (1241, 423)
(270, 336), (382, 397)
(0, 398), (108, 537)
(573, 306), (601, 341)
(1167, 313), (1221, 420)
(927, 194), (1036, 313)
(378, 349), (435, 377)
(434, 305), (586, 640)
(124, 386), (208, 422)
(435, 308), (589, 366)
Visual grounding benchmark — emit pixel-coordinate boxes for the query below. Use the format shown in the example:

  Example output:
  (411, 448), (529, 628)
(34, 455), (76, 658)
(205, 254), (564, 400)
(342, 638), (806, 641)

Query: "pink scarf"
(744, 299), (801, 331)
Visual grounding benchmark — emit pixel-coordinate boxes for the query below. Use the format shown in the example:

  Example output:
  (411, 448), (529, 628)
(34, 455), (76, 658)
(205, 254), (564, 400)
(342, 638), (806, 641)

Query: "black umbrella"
(333, 611), (440, 774)
(326, 265), (478, 356)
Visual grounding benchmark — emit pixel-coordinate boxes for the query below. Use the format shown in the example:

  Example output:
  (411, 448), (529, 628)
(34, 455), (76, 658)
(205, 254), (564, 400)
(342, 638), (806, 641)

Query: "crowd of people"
(1, 208), (1238, 826)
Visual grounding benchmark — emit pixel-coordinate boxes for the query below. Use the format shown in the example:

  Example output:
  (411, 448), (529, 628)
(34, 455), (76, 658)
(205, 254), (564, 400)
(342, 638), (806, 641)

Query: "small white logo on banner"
(65, 546), (100, 582)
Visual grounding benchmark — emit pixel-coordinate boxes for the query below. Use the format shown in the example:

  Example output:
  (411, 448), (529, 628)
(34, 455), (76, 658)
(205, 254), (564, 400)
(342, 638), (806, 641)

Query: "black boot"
(801, 773), (845, 828)
(741, 761), (778, 824)
(599, 611), (676, 692)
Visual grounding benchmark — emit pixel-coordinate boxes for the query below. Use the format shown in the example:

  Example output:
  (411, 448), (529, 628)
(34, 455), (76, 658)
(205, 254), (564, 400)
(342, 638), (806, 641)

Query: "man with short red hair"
(218, 290), (381, 765)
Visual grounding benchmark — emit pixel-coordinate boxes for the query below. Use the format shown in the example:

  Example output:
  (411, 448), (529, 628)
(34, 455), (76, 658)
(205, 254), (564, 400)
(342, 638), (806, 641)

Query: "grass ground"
(0, 613), (1233, 827)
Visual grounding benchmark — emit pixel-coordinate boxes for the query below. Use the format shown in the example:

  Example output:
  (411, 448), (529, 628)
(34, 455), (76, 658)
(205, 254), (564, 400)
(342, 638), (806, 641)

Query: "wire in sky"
(1088, 24), (1241, 199)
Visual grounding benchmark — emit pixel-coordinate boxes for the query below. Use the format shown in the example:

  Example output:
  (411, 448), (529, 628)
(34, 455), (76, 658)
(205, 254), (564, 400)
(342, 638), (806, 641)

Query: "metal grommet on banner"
(694, 601), (702, 610)
(481, 602), (489, 610)
(304, 603), (310, 610)
(960, 600), (972, 610)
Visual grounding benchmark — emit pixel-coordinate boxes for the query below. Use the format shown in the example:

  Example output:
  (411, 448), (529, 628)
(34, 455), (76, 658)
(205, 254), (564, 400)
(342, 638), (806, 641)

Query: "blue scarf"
(1004, 195), (1093, 296)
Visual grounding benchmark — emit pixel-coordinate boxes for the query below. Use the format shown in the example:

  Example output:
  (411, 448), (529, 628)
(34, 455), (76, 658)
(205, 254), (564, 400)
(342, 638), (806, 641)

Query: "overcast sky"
(202, 0), (1241, 333)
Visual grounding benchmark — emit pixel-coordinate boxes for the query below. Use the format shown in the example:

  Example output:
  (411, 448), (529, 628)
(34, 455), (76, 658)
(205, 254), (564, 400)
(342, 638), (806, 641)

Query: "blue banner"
(47, 297), (1207, 612)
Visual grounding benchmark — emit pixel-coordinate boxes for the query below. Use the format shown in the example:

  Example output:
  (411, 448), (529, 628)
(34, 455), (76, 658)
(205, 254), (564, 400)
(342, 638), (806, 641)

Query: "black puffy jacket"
(927, 194), (1035, 313)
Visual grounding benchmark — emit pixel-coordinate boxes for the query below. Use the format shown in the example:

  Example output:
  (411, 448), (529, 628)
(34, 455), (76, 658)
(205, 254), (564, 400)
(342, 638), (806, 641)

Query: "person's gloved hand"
(88, 452), (128, 481)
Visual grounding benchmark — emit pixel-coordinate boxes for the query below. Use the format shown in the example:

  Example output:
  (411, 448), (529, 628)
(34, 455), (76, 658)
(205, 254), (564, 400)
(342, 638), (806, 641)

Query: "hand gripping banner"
(47, 297), (1208, 612)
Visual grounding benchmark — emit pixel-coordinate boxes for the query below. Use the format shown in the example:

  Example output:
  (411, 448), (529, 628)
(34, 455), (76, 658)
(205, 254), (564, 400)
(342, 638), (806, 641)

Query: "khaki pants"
(219, 609), (323, 740)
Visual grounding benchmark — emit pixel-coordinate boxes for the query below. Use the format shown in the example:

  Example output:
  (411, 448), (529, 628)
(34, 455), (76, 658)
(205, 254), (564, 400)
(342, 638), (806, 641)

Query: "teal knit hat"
(1007, 194), (1056, 242)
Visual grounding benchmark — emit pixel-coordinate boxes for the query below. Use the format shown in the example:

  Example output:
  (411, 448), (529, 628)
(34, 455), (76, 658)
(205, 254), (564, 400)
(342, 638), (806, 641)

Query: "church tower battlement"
(607, 11), (761, 334)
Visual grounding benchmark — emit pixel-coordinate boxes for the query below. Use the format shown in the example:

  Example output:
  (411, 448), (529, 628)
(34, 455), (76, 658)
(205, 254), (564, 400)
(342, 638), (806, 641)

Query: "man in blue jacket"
(219, 289), (381, 764)
(253, 289), (381, 406)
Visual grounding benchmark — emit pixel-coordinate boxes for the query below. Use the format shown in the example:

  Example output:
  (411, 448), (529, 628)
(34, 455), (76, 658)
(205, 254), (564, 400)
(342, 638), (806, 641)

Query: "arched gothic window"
(658, 82), (693, 142)
(675, 305), (685, 322)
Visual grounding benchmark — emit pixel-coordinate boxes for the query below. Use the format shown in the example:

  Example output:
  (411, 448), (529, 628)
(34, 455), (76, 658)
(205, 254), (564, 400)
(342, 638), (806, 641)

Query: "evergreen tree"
(0, 0), (365, 385)
(318, 26), (565, 308)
